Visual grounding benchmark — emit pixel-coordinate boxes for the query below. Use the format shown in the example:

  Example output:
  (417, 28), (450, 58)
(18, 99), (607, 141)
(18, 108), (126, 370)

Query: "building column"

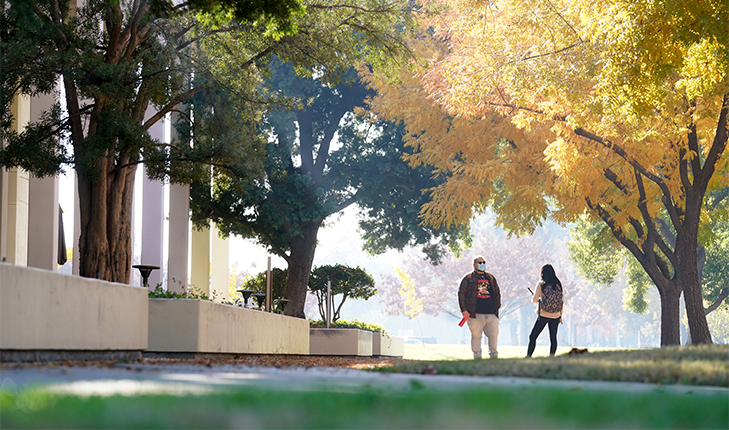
(190, 222), (210, 295)
(141, 169), (164, 289)
(0, 161), (7, 261)
(139, 107), (166, 289)
(211, 223), (230, 302)
(4, 168), (29, 266)
(27, 175), (59, 270)
(189, 221), (230, 301)
(167, 183), (189, 294)
(27, 90), (60, 271)
(3, 94), (31, 266)
(72, 173), (80, 276)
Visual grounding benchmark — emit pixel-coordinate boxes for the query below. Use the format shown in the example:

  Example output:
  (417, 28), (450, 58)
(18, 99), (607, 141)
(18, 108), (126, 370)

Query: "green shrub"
(148, 284), (221, 302)
(309, 265), (376, 322)
(309, 319), (388, 334)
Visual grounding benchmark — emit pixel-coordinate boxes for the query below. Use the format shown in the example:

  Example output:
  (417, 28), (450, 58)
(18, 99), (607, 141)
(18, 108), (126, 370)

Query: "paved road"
(2, 361), (726, 397)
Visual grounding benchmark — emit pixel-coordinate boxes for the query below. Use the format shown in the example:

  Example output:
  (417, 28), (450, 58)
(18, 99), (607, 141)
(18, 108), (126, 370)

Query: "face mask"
(477, 263), (486, 271)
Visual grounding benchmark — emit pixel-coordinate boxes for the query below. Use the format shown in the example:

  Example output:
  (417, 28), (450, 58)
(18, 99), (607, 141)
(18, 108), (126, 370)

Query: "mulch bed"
(1, 355), (408, 371)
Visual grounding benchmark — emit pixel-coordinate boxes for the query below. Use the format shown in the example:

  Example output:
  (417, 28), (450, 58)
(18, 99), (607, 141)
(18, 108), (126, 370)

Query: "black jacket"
(458, 271), (501, 318)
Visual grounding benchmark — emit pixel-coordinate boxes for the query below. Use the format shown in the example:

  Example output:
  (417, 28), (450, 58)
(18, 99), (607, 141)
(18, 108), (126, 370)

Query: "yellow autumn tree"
(396, 267), (424, 320)
(396, 267), (427, 343)
(365, 0), (728, 345)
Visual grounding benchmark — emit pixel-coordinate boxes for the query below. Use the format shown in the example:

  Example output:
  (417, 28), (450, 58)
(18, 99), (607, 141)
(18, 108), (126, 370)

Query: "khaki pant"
(467, 313), (499, 358)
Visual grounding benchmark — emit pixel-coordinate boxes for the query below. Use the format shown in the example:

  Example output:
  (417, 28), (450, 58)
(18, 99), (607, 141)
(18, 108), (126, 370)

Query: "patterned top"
(532, 281), (562, 318)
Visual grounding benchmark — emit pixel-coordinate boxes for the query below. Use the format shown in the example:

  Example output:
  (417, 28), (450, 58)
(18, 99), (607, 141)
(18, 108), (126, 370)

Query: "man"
(458, 255), (501, 359)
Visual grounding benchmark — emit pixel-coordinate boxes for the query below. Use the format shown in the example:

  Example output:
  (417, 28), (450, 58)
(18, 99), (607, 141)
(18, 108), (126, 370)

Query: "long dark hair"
(540, 264), (562, 291)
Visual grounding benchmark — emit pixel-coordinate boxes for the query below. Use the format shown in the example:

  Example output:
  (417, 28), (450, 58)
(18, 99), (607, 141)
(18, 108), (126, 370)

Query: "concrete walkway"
(2, 361), (726, 398)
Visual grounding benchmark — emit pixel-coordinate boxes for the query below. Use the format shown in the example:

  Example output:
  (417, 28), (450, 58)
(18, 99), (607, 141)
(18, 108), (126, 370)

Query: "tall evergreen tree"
(191, 61), (469, 318)
(1, 0), (415, 284)
(0, 0), (300, 282)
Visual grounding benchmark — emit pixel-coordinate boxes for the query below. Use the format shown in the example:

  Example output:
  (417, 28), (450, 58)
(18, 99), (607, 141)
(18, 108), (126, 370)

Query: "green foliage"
(331, 119), (472, 264)
(567, 215), (622, 286)
(0, 0), (289, 282)
(703, 211), (729, 308)
(569, 212), (729, 315)
(308, 319), (387, 334)
(145, 80), (267, 187)
(707, 307), (729, 344)
(0, 1), (68, 136)
(191, 55), (467, 317)
(0, 105), (70, 178)
(193, 63), (469, 262)
(240, 264), (377, 318)
(0, 0), (204, 179)
(191, 61), (363, 256)
(239, 268), (287, 301)
(148, 285), (219, 302)
(309, 264), (377, 322)
(623, 258), (651, 314)
(187, 0), (304, 36)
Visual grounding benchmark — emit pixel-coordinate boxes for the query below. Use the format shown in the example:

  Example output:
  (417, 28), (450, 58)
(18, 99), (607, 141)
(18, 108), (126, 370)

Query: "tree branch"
(143, 85), (208, 130)
(516, 41), (583, 63)
(705, 288), (729, 315)
(176, 26), (235, 52)
(254, 228), (291, 264)
(603, 167), (630, 195)
(586, 197), (669, 286)
(240, 43), (280, 71)
(306, 3), (405, 14)
(120, 0), (152, 61)
(633, 167), (678, 269)
(574, 127), (683, 232)
(697, 93), (729, 189)
(686, 121), (702, 184)
(334, 190), (359, 214)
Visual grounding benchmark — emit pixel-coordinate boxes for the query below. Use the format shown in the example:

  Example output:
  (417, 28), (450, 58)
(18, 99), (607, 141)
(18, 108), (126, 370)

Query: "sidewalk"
(2, 358), (726, 398)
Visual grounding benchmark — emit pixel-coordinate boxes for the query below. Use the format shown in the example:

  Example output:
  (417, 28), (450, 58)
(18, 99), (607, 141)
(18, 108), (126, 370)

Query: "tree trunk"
(284, 220), (322, 318)
(670, 150), (714, 344)
(676, 213), (713, 344)
(657, 284), (682, 346)
(77, 159), (137, 284)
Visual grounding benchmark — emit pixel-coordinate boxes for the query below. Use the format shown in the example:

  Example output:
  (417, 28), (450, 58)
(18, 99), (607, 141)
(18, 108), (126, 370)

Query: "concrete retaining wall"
(372, 332), (404, 357)
(309, 328), (373, 356)
(148, 299), (309, 355)
(0, 264), (148, 358)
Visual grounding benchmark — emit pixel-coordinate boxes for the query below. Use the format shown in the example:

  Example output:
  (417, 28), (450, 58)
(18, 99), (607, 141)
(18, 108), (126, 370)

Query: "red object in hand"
(458, 312), (470, 327)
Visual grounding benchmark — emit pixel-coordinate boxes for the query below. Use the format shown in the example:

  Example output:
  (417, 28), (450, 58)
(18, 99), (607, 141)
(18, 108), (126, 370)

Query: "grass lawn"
(1, 345), (727, 429)
(402, 344), (618, 360)
(398, 344), (728, 387)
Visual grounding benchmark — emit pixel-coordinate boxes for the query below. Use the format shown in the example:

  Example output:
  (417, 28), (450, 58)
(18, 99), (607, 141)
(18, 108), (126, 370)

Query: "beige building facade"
(0, 90), (229, 301)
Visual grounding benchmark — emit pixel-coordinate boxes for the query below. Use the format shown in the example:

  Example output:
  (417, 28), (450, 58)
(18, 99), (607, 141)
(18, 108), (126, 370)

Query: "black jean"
(526, 315), (560, 357)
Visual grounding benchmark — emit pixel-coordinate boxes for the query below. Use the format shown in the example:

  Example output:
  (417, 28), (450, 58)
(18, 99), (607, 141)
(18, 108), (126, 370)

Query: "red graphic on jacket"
(477, 279), (491, 299)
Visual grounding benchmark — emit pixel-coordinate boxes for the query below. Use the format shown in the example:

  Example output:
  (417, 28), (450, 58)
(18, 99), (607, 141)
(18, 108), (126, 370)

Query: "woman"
(526, 264), (563, 357)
